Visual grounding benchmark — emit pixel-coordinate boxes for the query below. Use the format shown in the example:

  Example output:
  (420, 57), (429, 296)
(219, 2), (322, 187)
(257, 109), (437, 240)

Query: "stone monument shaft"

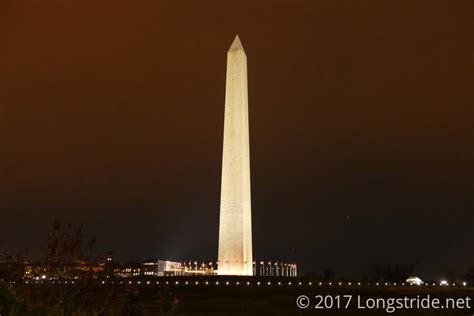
(217, 35), (253, 276)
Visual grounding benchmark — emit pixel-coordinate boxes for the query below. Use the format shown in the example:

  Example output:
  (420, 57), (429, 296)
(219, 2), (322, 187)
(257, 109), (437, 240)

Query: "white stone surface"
(217, 35), (253, 276)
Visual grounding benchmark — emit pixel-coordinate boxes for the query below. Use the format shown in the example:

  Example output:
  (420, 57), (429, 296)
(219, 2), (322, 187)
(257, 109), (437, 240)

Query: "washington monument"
(217, 35), (253, 276)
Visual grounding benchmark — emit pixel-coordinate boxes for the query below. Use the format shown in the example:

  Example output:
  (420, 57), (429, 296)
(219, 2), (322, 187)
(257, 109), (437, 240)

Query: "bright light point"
(462, 282), (467, 286)
(185, 281), (188, 285)
(278, 282), (281, 285)
(318, 282), (322, 285)
(257, 282), (260, 285)
(236, 282), (239, 285)
(309, 282), (312, 285)
(289, 282), (292, 285)
(226, 281), (229, 285)
(216, 281), (219, 285)
(440, 280), (448, 286)
(205, 281), (209, 285)
(298, 282), (302, 285)
(357, 282), (361, 285)
(338, 282), (342, 286)
(405, 276), (423, 285)
(195, 281), (199, 285)
(329, 282), (332, 285)
(348, 282), (351, 286)
(246, 281), (250, 285)
(267, 282), (271, 285)
(41, 275), (46, 279)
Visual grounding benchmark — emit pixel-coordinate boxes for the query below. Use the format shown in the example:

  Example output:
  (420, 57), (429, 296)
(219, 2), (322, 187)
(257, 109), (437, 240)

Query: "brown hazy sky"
(1, 0), (473, 277)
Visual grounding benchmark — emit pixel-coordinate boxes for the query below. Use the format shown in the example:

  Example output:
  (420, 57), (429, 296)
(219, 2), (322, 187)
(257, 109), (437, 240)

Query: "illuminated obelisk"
(217, 35), (253, 276)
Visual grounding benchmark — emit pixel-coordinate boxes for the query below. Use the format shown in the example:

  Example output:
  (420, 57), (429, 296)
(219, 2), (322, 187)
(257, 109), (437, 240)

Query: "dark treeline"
(0, 221), (180, 316)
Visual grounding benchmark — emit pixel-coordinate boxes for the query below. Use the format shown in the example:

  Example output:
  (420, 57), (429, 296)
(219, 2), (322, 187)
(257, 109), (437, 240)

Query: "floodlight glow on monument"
(217, 35), (253, 276)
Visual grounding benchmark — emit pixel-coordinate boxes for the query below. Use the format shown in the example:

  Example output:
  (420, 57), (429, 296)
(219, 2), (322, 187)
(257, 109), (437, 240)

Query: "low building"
(253, 261), (298, 277)
(115, 259), (185, 277)
(110, 257), (297, 277)
(115, 262), (142, 278)
(142, 259), (183, 276)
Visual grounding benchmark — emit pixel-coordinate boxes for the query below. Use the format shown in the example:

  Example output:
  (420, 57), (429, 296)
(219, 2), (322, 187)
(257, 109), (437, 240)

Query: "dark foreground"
(144, 277), (473, 316)
(5, 276), (474, 315)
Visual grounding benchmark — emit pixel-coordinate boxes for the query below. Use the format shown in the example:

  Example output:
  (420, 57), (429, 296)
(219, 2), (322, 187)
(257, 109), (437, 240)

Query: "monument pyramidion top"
(228, 34), (245, 53)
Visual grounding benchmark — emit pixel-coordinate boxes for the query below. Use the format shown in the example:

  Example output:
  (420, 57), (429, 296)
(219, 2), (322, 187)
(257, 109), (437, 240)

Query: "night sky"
(1, 1), (473, 279)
